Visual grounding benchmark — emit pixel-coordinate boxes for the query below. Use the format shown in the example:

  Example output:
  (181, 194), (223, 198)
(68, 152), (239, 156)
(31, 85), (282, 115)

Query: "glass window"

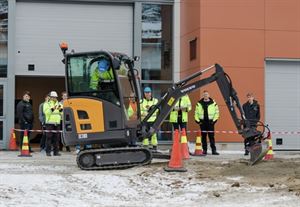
(0, 120), (2, 140)
(141, 4), (173, 81)
(66, 53), (120, 106)
(0, 85), (3, 116)
(0, 0), (8, 77)
(190, 38), (197, 61)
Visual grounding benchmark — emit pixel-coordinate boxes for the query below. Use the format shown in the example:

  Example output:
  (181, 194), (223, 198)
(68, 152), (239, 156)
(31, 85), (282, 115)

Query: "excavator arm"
(139, 64), (269, 165)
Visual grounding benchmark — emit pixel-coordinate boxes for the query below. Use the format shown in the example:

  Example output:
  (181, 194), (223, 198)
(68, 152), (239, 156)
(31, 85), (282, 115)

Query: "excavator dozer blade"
(248, 141), (268, 165)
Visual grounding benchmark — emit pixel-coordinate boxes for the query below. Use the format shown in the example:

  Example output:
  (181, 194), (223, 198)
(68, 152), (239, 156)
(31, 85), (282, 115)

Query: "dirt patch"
(185, 158), (300, 195)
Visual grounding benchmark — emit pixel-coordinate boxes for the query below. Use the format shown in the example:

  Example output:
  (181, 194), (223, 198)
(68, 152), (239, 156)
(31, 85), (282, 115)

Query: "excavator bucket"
(248, 140), (268, 165)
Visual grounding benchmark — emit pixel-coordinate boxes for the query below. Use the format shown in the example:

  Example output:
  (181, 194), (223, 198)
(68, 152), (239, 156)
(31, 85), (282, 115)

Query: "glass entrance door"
(0, 82), (6, 144)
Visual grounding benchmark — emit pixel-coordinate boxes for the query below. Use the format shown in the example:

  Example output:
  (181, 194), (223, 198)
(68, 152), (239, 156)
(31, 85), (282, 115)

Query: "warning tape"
(159, 130), (300, 135)
(12, 128), (300, 135)
(14, 129), (62, 133)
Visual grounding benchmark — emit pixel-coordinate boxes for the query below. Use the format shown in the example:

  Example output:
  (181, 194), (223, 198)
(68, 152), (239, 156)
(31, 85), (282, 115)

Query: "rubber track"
(76, 147), (153, 170)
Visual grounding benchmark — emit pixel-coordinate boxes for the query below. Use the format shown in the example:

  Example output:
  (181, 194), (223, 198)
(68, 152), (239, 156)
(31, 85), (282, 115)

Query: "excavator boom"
(140, 64), (269, 165)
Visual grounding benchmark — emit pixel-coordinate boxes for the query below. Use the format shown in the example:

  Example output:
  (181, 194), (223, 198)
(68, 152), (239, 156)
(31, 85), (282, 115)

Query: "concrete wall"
(180, 0), (300, 142)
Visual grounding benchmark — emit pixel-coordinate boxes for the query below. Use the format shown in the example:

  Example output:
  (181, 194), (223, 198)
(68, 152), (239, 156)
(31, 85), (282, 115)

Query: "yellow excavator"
(59, 43), (270, 170)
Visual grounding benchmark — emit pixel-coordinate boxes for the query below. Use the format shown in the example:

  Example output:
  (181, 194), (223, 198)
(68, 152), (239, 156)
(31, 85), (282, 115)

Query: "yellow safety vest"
(194, 99), (219, 122)
(127, 101), (137, 120)
(90, 67), (114, 90)
(169, 95), (192, 123)
(43, 100), (63, 125)
(140, 98), (158, 122)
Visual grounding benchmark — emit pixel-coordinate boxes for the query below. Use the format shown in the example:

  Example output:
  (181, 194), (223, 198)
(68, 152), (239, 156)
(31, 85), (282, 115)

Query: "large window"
(142, 4), (173, 81)
(0, 0), (8, 77)
(141, 4), (173, 141)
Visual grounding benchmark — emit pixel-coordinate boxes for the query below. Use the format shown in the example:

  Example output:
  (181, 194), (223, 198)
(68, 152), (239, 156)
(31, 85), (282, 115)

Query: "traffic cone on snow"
(193, 130), (205, 156)
(18, 130), (32, 157)
(164, 129), (187, 172)
(264, 132), (274, 160)
(180, 128), (190, 159)
(8, 128), (18, 151)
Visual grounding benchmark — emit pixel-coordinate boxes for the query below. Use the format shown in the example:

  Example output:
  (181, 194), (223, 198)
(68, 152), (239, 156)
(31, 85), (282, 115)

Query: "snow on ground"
(0, 151), (299, 207)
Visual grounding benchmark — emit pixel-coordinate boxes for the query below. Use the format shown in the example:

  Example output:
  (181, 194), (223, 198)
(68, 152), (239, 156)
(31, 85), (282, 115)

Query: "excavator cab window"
(66, 53), (120, 106)
(117, 62), (140, 122)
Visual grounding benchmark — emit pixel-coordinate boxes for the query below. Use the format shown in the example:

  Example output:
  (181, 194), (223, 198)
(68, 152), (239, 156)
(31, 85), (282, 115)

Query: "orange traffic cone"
(8, 128), (18, 151)
(181, 128), (190, 159)
(18, 130), (32, 157)
(164, 130), (187, 172)
(264, 132), (274, 160)
(193, 130), (205, 156)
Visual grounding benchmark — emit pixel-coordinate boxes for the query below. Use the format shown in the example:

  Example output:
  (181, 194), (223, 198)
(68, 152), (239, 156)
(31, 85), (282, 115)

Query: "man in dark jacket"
(16, 91), (34, 152)
(242, 92), (260, 155)
(194, 91), (220, 155)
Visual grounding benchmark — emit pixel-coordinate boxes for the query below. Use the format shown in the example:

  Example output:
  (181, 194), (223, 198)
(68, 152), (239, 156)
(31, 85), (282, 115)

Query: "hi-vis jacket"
(194, 98), (219, 123)
(127, 101), (137, 120)
(90, 67), (114, 90)
(169, 95), (192, 123)
(43, 100), (63, 125)
(140, 98), (158, 122)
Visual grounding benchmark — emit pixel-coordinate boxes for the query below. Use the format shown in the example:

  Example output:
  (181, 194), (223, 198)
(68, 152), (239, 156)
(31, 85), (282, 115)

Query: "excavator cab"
(62, 51), (141, 148)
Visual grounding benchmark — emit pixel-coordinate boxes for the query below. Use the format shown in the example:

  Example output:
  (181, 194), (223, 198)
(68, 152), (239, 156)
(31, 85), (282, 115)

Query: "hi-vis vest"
(43, 100), (63, 125)
(194, 100), (219, 122)
(169, 95), (192, 123)
(127, 101), (137, 120)
(140, 98), (158, 122)
(90, 67), (114, 90)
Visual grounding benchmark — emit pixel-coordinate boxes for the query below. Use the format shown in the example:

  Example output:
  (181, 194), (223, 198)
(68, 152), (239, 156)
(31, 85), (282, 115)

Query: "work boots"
(212, 151), (220, 155)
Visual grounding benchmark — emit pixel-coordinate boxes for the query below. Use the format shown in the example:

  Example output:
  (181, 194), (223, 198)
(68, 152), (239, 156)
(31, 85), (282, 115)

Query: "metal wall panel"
(265, 60), (300, 150)
(15, 1), (133, 76)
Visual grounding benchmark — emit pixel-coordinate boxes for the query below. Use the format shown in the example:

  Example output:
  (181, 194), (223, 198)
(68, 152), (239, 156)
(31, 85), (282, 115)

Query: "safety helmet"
(49, 91), (58, 98)
(144, 87), (152, 93)
(98, 58), (110, 72)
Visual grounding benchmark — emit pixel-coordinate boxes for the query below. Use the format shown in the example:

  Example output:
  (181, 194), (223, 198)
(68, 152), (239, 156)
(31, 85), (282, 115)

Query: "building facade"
(1, 0), (299, 150)
(181, 0), (300, 150)
(0, 0), (180, 148)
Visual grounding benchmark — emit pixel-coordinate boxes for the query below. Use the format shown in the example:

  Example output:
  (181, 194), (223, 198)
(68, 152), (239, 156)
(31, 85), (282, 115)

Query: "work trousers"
(45, 124), (60, 154)
(40, 125), (46, 150)
(172, 117), (187, 131)
(143, 122), (158, 147)
(200, 122), (217, 152)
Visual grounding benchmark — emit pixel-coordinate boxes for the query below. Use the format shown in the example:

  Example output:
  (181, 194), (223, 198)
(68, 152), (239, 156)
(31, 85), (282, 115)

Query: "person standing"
(59, 91), (70, 152)
(169, 95), (192, 131)
(140, 87), (159, 151)
(127, 92), (138, 121)
(16, 91), (34, 152)
(43, 91), (63, 156)
(242, 92), (261, 155)
(194, 90), (220, 155)
(38, 94), (49, 152)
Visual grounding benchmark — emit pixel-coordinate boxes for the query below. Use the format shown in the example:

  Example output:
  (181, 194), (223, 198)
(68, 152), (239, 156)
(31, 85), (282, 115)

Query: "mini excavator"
(60, 43), (270, 170)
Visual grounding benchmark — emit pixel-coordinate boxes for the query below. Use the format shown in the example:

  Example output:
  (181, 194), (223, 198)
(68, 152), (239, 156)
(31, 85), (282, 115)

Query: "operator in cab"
(89, 56), (119, 105)
(140, 87), (159, 151)
(89, 56), (114, 90)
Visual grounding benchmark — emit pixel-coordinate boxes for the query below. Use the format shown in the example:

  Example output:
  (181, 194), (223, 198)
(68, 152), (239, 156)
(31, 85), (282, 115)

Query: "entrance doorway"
(15, 76), (65, 144)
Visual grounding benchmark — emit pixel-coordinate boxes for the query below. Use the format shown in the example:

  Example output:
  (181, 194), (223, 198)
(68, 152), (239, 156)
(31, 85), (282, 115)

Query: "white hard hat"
(49, 91), (58, 97)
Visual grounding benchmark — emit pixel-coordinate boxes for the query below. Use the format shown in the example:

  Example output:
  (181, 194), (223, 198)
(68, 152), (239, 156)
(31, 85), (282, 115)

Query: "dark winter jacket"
(242, 100), (260, 126)
(16, 100), (34, 124)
